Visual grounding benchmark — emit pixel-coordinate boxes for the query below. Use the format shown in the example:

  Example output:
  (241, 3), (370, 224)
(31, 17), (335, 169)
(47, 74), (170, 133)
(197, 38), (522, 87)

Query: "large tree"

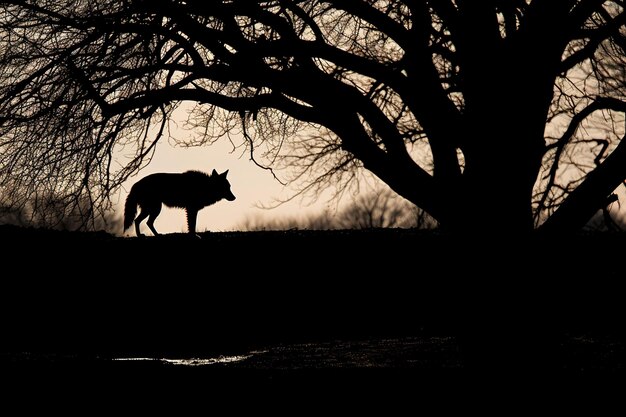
(1, 0), (625, 232)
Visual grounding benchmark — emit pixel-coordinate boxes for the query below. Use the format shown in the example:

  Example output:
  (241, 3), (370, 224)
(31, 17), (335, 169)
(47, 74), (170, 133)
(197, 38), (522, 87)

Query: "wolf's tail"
(123, 188), (138, 231)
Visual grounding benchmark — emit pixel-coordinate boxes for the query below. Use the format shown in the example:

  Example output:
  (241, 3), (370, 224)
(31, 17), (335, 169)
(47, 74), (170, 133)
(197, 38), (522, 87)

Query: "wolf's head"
(211, 169), (236, 201)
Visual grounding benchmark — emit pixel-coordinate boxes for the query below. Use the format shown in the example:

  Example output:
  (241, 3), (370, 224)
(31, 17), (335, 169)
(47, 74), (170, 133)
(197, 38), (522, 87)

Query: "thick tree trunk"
(450, 56), (560, 371)
(458, 154), (538, 233)
(450, 53), (556, 234)
(452, 110), (545, 235)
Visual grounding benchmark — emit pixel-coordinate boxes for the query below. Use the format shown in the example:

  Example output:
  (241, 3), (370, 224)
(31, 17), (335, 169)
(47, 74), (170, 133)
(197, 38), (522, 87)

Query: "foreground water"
(109, 336), (460, 369)
(3, 335), (623, 371)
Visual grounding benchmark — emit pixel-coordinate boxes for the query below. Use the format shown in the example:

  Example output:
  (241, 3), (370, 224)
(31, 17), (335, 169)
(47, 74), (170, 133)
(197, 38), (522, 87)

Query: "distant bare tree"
(241, 188), (436, 231)
(336, 188), (435, 229)
(336, 190), (407, 229)
(239, 210), (335, 231)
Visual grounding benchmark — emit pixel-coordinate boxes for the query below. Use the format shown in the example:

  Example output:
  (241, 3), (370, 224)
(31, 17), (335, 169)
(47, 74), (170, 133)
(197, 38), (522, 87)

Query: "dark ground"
(1, 225), (624, 398)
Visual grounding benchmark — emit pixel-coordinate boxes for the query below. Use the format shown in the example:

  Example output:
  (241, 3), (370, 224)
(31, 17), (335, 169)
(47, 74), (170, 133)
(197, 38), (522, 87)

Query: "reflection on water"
(113, 353), (256, 366)
(110, 337), (461, 369)
(2, 336), (623, 370)
(6, 336), (621, 370)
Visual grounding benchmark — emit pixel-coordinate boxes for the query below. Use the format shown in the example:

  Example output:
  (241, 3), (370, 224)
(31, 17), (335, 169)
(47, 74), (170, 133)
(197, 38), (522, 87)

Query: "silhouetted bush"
(0, 193), (120, 231)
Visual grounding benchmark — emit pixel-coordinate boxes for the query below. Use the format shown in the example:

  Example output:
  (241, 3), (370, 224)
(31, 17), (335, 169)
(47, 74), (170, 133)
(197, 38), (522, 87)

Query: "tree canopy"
(1, 1), (625, 232)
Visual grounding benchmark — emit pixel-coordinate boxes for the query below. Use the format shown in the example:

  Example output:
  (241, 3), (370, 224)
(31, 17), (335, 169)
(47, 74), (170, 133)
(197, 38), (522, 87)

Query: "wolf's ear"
(211, 169), (218, 176)
(221, 169), (229, 178)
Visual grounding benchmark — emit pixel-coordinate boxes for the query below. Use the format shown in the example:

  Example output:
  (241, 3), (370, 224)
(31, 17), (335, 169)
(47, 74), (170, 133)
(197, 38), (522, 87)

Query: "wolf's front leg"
(186, 208), (199, 236)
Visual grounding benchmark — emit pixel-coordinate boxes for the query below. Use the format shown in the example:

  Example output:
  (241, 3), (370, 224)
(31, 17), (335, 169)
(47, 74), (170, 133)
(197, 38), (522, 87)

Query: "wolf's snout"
(226, 191), (236, 201)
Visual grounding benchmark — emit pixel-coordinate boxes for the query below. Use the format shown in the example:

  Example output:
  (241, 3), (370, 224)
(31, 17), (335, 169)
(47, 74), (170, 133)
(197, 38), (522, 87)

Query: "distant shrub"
(240, 189), (438, 231)
(0, 194), (120, 231)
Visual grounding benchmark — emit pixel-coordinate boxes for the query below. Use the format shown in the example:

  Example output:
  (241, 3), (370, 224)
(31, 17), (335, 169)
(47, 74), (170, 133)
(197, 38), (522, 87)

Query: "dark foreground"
(1, 225), (624, 392)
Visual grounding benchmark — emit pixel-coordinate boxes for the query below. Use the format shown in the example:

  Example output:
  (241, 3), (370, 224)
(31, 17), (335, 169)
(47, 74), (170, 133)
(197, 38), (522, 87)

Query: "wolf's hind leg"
(146, 204), (162, 236)
(134, 209), (150, 237)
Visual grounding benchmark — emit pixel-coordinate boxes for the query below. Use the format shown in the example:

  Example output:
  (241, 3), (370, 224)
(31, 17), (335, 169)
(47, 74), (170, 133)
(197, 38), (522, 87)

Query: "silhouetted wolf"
(124, 169), (236, 236)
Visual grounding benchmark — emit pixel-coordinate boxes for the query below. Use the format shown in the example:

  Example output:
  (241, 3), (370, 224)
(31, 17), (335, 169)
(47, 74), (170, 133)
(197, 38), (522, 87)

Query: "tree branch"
(320, 0), (411, 49)
(540, 130), (626, 232)
(549, 97), (626, 149)
(560, 6), (626, 72)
